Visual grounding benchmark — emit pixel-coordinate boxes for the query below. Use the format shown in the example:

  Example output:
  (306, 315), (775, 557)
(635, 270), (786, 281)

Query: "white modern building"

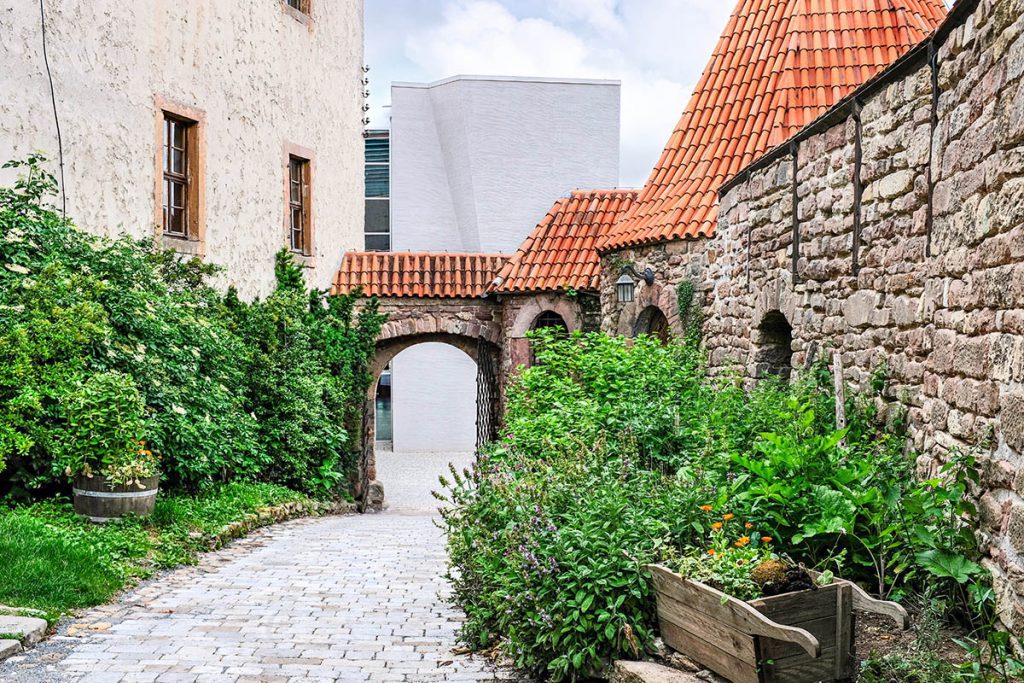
(385, 75), (621, 452)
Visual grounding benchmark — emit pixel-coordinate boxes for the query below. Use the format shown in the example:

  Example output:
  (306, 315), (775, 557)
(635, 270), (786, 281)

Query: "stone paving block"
(0, 452), (525, 682)
(0, 616), (48, 647)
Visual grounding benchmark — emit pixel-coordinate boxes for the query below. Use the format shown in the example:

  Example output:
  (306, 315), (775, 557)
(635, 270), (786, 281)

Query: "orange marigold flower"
(711, 522), (723, 530)
(707, 549), (716, 556)
(735, 536), (750, 547)
(761, 536), (773, 543)
(700, 505), (713, 512)
(744, 522), (754, 529)
(722, 513), (734, 521)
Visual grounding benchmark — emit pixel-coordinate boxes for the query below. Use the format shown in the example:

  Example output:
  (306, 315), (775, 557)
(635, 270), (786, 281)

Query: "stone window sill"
(290, 251), (316, 269)
(161, 234), (204, 258)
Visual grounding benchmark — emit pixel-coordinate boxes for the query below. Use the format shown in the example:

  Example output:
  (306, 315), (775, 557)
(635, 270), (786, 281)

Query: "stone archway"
(356, 298), (503, 511)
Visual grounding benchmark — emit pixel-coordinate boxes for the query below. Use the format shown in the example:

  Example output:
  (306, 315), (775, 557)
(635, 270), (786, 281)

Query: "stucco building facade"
(0, 0), (365, 298)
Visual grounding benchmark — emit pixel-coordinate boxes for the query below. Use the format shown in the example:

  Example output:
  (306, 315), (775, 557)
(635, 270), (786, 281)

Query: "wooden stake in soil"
(833, 353), (847, 448)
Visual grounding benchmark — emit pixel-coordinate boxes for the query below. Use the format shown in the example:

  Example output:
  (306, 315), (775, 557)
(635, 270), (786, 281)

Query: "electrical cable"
(38, 0), (66, 216)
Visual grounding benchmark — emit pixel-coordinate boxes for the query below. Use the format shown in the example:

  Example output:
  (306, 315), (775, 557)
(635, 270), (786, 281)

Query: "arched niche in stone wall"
(509, 294), (582, 337)
(615, 277), (682, 339)
(633, 305), (670, 345)
(753, 310), (794, 380)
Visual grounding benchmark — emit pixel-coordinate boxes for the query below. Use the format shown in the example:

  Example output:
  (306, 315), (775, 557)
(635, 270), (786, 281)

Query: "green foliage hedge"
(441, 331), (985, 681)
(0, 157), (383, 498)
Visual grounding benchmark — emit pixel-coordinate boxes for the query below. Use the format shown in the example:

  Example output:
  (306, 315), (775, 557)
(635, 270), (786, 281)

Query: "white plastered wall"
(390, 343), (477, 453)
(0, 0), (364, 298)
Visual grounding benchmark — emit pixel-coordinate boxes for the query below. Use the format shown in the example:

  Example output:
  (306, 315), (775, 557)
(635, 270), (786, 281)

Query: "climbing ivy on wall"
(676, 280), (702, 343)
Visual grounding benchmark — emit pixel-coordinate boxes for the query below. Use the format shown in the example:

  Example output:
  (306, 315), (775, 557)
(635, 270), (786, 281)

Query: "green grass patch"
(0, 483), (314, 623)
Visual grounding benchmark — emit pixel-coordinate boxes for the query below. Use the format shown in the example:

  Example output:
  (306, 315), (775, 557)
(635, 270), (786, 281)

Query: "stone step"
(0, 615), (48, 647)
(611, 661), (704, 683)
(0, 640), (22, 660)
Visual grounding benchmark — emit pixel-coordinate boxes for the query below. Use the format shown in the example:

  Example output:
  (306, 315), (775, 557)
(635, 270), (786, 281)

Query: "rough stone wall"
(372, 297), (503, 371)
(709, 0), (1024, 631)
(498, 292), (599, 398)
(0, 0), (364, 299)
(598, 240), (706, 338)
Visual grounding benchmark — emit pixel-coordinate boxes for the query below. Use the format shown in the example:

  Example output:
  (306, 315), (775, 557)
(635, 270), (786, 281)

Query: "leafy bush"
(442, 330), (989, 680)
(0, 156), (383, 498)
(441, 441), (702, 680)
(224, 253), (383, 494)
(55, 371), (156, 485)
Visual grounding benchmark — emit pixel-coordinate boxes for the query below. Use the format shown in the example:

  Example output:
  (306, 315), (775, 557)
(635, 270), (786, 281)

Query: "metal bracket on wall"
(790, 140), (801, 283)
(851, 99), (864, 275)
(925, 39), (940, 258)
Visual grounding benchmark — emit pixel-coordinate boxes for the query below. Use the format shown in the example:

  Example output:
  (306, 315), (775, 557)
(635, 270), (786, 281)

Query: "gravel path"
(0, 450), (520, 683)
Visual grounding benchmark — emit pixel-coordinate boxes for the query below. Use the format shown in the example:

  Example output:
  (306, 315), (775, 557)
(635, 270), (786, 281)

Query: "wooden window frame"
(281, 0), (313, 26)
(154, 97), (206, 257)
(283, 144), (315, 266)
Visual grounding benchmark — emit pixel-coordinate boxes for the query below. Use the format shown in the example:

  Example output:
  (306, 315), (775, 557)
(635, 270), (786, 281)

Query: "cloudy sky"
(365, 0), (733, 188)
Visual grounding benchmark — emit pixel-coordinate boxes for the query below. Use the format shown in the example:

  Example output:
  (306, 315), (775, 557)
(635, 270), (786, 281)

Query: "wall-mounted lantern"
(616, 265), (655, 303)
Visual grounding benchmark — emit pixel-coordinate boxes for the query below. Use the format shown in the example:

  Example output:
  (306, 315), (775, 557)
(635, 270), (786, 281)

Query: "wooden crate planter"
(647, 564), (908, 683)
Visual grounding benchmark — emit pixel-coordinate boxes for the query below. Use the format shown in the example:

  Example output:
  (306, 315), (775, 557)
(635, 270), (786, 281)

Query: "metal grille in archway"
(475, 337), (499, 449)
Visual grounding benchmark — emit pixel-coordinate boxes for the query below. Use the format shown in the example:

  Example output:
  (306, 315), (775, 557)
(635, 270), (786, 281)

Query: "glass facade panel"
(364, 130), (390, 251)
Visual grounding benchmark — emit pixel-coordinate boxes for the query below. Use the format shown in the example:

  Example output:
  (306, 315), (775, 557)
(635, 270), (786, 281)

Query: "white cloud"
(404, 1), (590, 79)
(369, 0), (733, 186)
(550, 0), (623, 33)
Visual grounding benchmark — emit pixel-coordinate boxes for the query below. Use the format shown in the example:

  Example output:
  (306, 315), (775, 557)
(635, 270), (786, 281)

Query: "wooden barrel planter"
(73, 474), (159, 523)
(647, 564), (908, 683)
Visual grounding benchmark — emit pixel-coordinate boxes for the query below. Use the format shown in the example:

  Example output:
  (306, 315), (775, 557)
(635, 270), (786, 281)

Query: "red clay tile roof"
(597, 0), (947, 252)
(492, 189), (637, 294)
(333, 252), (506, 299)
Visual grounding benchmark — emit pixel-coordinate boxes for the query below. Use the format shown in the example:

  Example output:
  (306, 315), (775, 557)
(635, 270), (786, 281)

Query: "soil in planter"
(750, 558), (816, 596)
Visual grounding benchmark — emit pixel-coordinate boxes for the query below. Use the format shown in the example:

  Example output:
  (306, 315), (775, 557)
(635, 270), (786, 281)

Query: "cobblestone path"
(0, 452), (521, 683)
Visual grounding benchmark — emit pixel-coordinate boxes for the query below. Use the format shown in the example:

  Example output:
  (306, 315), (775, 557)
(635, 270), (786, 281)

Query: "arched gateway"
(333, 192), (635, 510)
(334, 252), (505, 510)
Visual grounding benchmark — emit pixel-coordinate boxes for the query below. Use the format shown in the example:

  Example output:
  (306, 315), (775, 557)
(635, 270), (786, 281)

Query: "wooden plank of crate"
(656, 593), (759, 664)
(834, 583), (854, 679)
(846, 580), (909, 629)
(761, 646), (838, 683)
(659, 618), (762, 683)
(647, 565), (820, 658)
(758, 614), (838, 660)
(748, 584), (838, 624)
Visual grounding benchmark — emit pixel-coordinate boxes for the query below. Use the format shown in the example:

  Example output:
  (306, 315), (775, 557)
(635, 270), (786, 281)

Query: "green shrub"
(443, 331), (988, 680)
(55, 371), (155, 485)
(224, 253), (384, 495)
(441, 441), (703, 680)
(0, 156), (383, 498)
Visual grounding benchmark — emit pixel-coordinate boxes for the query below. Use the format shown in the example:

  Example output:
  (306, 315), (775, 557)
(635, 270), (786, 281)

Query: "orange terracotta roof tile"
(333, 252), (506, 299)
(491, 189), (637, 294)
(598, 0), (947, 252)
